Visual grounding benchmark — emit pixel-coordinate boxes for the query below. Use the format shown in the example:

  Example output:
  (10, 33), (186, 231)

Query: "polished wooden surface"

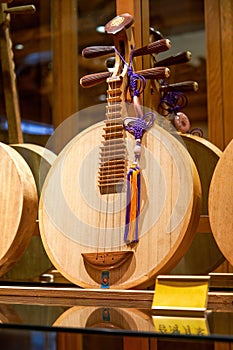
(0, 280), (232, 312)
(209, 139), (233, 267)
(0, 142), (38, 276)
(52, 0), (78, 128)
(39, 123), (201, 289)
(205, 0), (233, 149)
(171, 134), (224, 275)
(2, 143), (56, 281)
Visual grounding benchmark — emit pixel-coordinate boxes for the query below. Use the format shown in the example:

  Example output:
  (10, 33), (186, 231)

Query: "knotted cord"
(114, 46), (156, 243)
(158, 83), (192, 133)
(159, 89), (188, 117)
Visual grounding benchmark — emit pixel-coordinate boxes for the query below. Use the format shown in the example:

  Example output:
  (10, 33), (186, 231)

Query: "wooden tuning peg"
(160, 81), (199, 93)
(80, 67), (170, 88)
(137, 67), (170, 80)
(133, 38), (171, 57)
(82, 46), (115, 59)
(154, 51), (192, 67)
(80, 71), (111, 88)
(82, 39), (171, 60)
(4, 4), (36, 14)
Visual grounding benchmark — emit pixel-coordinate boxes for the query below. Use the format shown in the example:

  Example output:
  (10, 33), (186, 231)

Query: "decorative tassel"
(121, 56), (155, 244)
(124, 162), (141, 244)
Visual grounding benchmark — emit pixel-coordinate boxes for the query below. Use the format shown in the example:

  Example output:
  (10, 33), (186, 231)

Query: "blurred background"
(0, 0), (207, 145)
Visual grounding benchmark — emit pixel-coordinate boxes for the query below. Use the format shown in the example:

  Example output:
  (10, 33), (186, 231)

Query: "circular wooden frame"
(171, 134), (224, 275)
(209, 139), (233, 266)
(0, 142), (38, 276)
(54, 306), (154, 332)
(3, 143), (56, 281)
(39, 123), (201, 289)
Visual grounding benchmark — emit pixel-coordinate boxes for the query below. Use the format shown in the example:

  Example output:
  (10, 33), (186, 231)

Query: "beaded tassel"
(123, 114), (155, 244)
(113, 46), (155, 243)
(124, 141), (141, 243)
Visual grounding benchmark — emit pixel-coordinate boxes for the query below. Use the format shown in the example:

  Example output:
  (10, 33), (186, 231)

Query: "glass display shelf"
(0, 280), (233, 350)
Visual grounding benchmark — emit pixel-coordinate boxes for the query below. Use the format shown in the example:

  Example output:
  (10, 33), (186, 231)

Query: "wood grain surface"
(209, 139), (233, 266)
(0, 142), (38, 276)
(171, 134), (224, 275)
(39, 122), (201, 289)
(2, 143), (56, 281)
(54, 305), (155, 332)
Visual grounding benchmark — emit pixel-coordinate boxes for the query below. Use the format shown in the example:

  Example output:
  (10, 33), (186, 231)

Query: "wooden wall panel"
(205, 0), (233, 273)
(214, 342), (233, 350)
(205, 0), (233, 149)
(220, 0), (233, 147)
(52, 0), (78, 128)
(123, 336), (150, 350)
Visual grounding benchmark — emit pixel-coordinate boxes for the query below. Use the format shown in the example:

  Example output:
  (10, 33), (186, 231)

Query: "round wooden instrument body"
(0, 142), (38, 276)
(54, 306), (154, 332)
(10, 143), (57, 196)
(171, 134), (224, 275)
(209, 139), (233, 265)
(2, 143), (56, 281)
(39, 122), (201, 289)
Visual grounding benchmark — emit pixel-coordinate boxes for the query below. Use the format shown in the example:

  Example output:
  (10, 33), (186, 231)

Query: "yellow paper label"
(152, 316), (209, 336)
(152, 277), (209, 310)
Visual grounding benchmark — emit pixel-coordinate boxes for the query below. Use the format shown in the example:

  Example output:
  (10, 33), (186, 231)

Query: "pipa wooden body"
(39, 14), (201, 289)
(171, 134), (224, 275)
(39, 121), (201, 289)
(209, 139), (233, 265)
(0, 142), (38, 276)
(54, 306), (154, 332)
(2, 143), (56, 281)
